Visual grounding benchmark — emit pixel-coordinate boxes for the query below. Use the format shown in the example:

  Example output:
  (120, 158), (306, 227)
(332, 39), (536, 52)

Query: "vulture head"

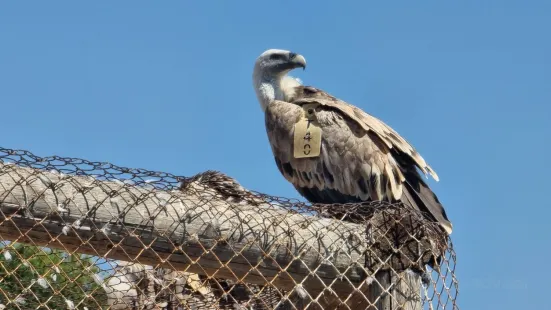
(253, 49), (306, 111)
(255, 49), (306, 74)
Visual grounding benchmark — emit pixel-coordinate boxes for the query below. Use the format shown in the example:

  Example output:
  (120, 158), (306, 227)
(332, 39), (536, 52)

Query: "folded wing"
(265, 86), (452, 234)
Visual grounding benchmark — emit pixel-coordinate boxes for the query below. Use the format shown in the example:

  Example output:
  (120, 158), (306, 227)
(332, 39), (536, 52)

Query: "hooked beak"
(289, 52), (306, 70)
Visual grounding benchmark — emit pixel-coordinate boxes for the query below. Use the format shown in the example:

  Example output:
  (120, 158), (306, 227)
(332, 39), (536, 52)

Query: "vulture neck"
(254, 69), (300, 112)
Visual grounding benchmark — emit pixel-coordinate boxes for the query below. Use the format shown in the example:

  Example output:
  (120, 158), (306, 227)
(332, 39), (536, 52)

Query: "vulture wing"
(265, 86), (452, 234)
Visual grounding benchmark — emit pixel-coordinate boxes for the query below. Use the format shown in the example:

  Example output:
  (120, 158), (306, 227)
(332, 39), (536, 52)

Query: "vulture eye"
(269, 54), (286, 61)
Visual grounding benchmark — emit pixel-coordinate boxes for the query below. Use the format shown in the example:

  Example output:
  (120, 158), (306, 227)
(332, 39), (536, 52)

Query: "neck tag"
(293, 103), (322, 158)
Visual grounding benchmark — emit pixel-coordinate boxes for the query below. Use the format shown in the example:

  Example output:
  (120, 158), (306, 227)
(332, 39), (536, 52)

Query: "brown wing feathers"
(267, 85), (452, 234)
(292, 86), (439, 182)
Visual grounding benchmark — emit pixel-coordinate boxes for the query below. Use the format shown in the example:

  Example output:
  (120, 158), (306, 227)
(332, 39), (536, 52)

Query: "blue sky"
(1, 1), (549, 309)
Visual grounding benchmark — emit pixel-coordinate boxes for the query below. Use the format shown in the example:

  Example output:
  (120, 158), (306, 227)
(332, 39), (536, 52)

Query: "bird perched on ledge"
(252, 49), (452, 235)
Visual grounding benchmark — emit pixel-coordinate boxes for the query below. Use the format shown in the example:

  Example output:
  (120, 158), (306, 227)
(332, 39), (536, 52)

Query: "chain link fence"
(0, 147), (458, 309)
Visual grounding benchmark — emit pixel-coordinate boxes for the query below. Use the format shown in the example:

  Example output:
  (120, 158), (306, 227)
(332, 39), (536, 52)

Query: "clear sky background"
(1, 1), (549, 309)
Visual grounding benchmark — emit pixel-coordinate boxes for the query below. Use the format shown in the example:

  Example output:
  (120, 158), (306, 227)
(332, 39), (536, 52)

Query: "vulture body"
(253, 49), (452, 234)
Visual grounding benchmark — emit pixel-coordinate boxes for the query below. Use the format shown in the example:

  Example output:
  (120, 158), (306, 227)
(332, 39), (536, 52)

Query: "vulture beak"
(289, 52), (306, 70)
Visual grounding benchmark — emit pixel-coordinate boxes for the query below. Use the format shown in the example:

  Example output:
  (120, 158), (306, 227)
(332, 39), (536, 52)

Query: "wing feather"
(265, 85), (452, 234)
(291, 86), (439, 181)
(265, 99), (401, 203)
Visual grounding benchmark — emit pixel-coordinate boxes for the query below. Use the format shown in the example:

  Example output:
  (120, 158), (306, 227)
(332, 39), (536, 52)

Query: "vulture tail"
(400, 170), (453, 235)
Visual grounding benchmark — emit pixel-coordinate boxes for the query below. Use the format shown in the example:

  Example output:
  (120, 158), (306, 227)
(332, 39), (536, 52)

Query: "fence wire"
(0, 147), (458, 310)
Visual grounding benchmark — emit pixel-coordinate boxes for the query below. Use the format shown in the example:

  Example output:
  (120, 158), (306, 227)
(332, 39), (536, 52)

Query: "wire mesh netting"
(0, 147), (458, 309)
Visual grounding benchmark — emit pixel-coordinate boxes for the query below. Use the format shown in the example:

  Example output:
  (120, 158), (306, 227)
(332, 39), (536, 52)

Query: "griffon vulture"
(252, 49), (452, 234)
